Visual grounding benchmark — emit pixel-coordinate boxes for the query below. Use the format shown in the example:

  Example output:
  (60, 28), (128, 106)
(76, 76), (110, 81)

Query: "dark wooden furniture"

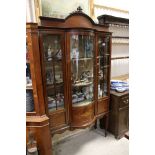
(97, 14), (129, 26)
(108, 90), (129, 139)
(26, 8), (112, 155)
(26, 24), (52, 155)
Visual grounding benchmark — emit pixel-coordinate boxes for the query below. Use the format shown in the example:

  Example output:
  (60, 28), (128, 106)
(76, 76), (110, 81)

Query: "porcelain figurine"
(47, 45), (52, 61)
(46, 70), (54, 85)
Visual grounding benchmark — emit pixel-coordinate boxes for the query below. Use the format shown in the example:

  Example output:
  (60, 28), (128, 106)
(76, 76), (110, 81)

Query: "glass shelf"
(72, 99), (93, 107)
(45, 57), (62, 63)
(100, 65), (110, 69)
(72, 81), (93, 87)
(47, 82), (63, 89)
(26, 84), (33, 90)
(70, 34), (94, 106)
(72, 57), (93, 61)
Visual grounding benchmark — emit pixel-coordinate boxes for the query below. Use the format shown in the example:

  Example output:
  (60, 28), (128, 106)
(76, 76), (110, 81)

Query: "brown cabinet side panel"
(118, 107), (129, 135)
(108, 94), (119, 136)
(97, 99), (109, 114)
(108, 92), (129, 138)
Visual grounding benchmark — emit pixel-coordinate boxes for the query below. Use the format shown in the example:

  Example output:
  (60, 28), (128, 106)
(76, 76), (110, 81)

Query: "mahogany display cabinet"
(26, 8), (112, 155)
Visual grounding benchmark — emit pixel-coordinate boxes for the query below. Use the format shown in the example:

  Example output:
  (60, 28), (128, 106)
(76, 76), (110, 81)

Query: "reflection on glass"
(26, 40), (34, 112)
(54, 64), (63, 84)
(26, 63), (32, 87)
(26, 90), (34, 112)
(43, 34), (64, 112)
(26, 42), (30, 63)
(70, 34), (94, 107)
(98, 35), (110, 98)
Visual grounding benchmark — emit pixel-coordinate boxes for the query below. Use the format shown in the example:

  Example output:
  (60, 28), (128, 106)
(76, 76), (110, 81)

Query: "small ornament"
(47, 45), (52, 61)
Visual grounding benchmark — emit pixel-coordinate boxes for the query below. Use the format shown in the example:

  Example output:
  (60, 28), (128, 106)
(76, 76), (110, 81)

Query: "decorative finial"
(77, 6), (83, 12)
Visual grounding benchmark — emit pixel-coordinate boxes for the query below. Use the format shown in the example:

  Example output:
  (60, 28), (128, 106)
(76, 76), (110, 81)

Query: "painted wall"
(110, 25), (129, 78)
(41, 0), (90, 18)
(111, 44), (129, 78)
(94, 0), (129, 11)
(26, 0), (36, 22)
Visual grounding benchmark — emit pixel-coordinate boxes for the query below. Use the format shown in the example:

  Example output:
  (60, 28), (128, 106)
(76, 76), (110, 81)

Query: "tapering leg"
(99, 117), (104, 129)
(105, 113), (109, 137)
(94, 120), (97, 129)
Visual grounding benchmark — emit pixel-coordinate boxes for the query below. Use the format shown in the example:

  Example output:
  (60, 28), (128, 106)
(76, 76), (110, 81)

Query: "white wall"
(111, 58), (129, 77)
(110, 25), (129, 78)
(41, 0), (90, 18)
(111, 44), (129, 77)
(26, 0), (36, 22)
(109, 26), (129, 37)
(94, 0), (129, 11)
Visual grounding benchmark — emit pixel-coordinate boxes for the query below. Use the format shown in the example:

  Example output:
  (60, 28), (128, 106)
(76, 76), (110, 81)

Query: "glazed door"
(97, 34), (111, 98)
(67, 31), (95, 127)
(26, 37), (35, 113)
(97, 33), (111, 114)
(40, 31), (68, 131)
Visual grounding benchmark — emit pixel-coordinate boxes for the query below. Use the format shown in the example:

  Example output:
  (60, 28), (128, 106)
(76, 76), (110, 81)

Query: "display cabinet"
(26, 24), (52, 155)
(27, 8), (112, 142)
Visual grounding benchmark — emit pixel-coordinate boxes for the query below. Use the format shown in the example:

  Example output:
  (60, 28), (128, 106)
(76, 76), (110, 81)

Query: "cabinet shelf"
(48, 106), (64, 112)
(72, 81), (93, 87)
(47, 82), (63, 89)
(45, 58), (62, 63)
(26, 84), (33, 90)
(98, 95), (108, 99)
(72, 57), (93, 61)
(100, 65), (110, 69)
(97, 54), (110, 59)
(72, 99), (93, 107)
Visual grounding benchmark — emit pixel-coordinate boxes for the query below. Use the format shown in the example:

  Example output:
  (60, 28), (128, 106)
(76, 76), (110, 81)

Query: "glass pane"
(70, 34), (94, 107)
(98, 35), (110, 98)
(26, 42), (35, 112)
(26, 90), (35, 112)
(42, 34), (64, 112)
(26, 63), (32, 87)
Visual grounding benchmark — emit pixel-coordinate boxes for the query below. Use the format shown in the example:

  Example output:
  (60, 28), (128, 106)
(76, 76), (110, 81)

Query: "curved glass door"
(98, 35), (110, 98)
(70, 34), (94, 107)
(42, 34), (64, 112)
